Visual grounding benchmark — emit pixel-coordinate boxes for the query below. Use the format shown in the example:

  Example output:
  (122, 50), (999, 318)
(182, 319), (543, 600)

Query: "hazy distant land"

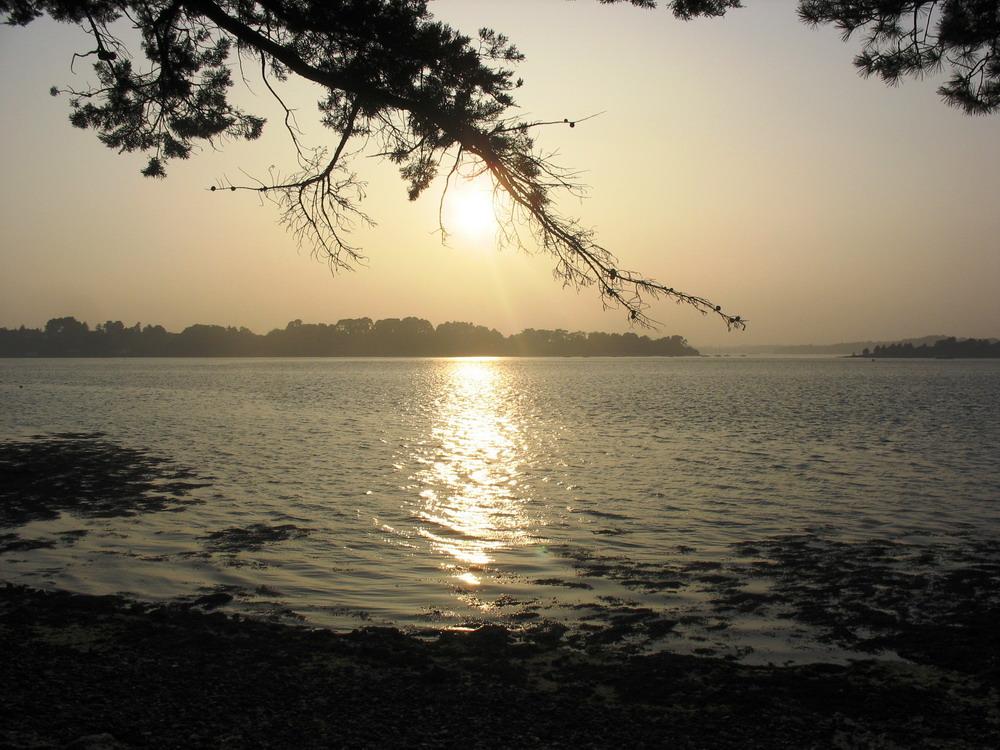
(701, 335), (1000, 358)
(854, 337), (1000, 358)
(0, 316), (698, 357)
(700, 335), (951, 356)
(4, 319), (997, 358)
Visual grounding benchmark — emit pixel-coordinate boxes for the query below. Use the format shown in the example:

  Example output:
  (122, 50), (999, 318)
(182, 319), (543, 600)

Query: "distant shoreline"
(0, 316), (699, 358)
(0, 353), (705, 359)
(851, 355), (1000, 360)
(849, 336), (1000, 359)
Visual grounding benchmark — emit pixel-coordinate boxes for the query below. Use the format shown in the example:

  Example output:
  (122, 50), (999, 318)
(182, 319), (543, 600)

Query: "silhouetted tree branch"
(798, 0), (1000, 115)
(4, 2), (997, 327)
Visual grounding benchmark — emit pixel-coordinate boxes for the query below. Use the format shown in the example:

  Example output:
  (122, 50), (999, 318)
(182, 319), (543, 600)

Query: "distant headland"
(701, 335), (999, 358)
(852, 337), (1000, 359)
(0, 316), (699, 358)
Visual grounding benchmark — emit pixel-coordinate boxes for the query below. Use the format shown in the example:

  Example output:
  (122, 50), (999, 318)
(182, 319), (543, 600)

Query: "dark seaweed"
(201, 523), (309, 553)
(0, 433), (206, 528)
(1, 585), (996, 749)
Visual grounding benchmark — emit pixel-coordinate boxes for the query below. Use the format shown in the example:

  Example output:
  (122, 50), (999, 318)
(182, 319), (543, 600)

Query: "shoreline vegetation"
(853, 337), (1000, 359)
(0, 316), (699, 358)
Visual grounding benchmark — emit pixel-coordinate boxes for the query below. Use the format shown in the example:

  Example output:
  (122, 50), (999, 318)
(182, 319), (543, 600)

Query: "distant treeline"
(0, 316), (699, 357)
(858, 337), (1000, 358)
(705, 335), (949, 357)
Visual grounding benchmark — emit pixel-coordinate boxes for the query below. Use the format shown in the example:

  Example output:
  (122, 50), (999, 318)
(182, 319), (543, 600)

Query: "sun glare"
(444, 178), (497, 245)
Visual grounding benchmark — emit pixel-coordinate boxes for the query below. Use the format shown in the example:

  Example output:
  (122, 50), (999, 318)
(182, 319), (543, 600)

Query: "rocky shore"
(2, 584), (998, 749)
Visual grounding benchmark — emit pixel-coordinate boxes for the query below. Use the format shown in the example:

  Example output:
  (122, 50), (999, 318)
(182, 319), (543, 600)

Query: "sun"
(444, 177), (497, 245)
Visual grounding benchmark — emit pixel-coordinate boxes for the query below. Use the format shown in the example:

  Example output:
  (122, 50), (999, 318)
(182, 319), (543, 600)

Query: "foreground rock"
(1, 585), (997, 749)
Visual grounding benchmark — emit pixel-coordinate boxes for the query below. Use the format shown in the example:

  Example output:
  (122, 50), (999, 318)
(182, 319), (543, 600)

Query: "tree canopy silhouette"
(0, 315), (701, 356)
(4, 1), (997, 327)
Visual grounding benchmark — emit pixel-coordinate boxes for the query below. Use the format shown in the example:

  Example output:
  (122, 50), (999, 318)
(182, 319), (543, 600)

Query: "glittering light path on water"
(409, 359), (537, 587)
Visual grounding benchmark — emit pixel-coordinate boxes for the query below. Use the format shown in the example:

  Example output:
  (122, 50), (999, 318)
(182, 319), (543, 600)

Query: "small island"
(0, 316), (699, 358)
(855, 337), (1000, 359)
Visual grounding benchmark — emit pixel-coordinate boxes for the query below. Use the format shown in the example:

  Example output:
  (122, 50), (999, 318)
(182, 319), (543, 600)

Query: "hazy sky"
(1, 1), (998, 347)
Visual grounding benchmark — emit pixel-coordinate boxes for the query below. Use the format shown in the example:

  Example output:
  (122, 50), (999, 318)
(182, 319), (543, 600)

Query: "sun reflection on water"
(412, 359), (534, 586)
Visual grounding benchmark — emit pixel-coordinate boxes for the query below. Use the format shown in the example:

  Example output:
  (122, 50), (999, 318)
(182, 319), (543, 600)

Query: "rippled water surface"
(2, 357), (999, 661)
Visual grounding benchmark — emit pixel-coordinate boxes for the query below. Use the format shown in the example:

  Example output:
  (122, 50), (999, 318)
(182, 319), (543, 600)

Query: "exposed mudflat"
(2, 584), (998, 749)
(544, 534), (1000, 667)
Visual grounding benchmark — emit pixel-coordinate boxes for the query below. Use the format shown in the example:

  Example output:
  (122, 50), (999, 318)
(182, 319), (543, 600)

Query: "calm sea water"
(2, 357), (999, 661)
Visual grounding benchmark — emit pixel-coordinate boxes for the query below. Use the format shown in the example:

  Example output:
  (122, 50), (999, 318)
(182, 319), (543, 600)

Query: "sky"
(1, 0), (998, 347)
